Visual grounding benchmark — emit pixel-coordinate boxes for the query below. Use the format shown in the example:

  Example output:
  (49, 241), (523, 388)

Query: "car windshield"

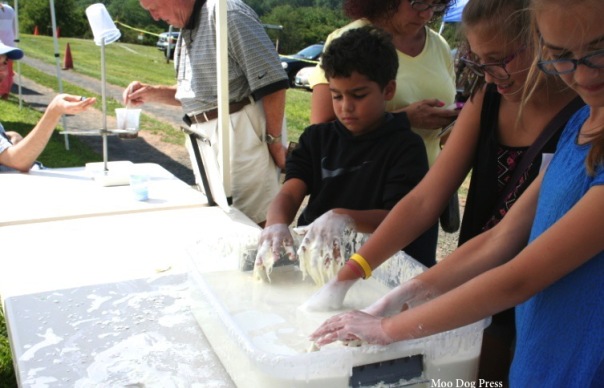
(297, 45), (322, 59)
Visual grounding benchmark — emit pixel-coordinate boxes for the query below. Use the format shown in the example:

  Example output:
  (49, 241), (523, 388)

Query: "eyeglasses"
(460, 49), (524, 80)
(409, 1), (447, 13)
(538, 47), (604, 75)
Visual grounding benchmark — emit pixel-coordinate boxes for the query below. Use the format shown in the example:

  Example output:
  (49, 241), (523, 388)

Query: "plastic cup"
(85, 3), (121, 46)
(129, 173), (149, 201)
(115, 108), (141, 139)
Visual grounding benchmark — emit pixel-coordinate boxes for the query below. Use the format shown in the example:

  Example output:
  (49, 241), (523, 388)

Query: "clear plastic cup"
(115, 108), (141, 139)
(129, 173), (149, 201)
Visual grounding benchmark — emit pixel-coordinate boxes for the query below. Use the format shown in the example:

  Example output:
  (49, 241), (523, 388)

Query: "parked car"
(280, 43), (323, 86)
(156, 31), (180, 59)
(294, 66), (315, 90)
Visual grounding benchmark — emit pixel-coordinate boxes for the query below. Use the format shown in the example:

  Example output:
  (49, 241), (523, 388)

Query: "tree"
(246, 0), (343, 17)
(19, 0), (86, 38)
(262, 5), (347, 54)
(108, 0), (167, 45)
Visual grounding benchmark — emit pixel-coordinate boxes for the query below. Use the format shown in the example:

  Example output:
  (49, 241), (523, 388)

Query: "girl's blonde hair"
(528, 0), (604, 175)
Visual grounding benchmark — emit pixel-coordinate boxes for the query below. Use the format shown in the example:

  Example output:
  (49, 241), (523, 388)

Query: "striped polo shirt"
(175, 0), (289, 116)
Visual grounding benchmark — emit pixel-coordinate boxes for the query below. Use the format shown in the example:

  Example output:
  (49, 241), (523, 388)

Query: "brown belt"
(187, 98), (251, 124)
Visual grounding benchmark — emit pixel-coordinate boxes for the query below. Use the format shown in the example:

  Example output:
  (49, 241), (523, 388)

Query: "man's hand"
(268, 142), (286, 170)
(123, 81), (149, 107)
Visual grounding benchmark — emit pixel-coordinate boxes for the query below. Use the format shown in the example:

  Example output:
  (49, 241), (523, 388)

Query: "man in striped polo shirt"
(124, 0), (289, 225)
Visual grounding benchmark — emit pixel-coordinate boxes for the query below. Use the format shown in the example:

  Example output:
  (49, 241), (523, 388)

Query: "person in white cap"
(0, 3), (17, 99)
(0, 43), (96, 172)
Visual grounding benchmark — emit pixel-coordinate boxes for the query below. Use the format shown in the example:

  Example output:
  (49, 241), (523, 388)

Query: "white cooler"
(187, 234), (490, 388)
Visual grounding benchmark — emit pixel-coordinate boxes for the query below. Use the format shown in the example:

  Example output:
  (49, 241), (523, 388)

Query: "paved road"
(21, 56), (185, 126)
(16, 56), (196, 185)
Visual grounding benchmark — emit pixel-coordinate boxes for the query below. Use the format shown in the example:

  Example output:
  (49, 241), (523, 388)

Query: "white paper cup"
(85, 3), (121, 46)
(115, 108), (141, 131)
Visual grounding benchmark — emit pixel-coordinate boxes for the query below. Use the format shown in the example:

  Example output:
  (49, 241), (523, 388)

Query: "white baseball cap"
(0, 40), (23, 60)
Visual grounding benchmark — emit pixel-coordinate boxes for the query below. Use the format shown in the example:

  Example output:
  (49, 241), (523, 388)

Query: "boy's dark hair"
(321, 26), (398, 89)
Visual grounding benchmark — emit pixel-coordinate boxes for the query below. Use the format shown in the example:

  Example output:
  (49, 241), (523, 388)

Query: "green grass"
(19, 34), (177, 88)
(18, 34), (313, 142)
(0, 310), (16, 387)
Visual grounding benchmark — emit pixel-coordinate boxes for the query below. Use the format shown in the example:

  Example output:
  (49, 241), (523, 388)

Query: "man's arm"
(123, 82), (181, 107)
(261, 88), (287, 170)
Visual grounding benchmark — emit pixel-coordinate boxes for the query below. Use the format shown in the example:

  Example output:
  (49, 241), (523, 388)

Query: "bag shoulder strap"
(492, 96), (585, 212)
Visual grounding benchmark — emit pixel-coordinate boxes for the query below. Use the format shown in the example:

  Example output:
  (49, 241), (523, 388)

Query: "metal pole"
(166, 25), (173, 64)
(216, 0), (230, 197)
(13, 0), (22, 109)
(49, 0), (70, 150)
(100, 38), (108, 172)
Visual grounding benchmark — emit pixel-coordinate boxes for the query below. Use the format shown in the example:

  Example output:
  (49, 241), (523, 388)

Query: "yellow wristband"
(350, 253), (372, 279)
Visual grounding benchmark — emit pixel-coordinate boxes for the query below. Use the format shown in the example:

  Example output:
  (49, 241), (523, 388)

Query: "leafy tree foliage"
(262, 5), (348, 53)
(14, 0), (452, 52)
(107, 0), (168, 45)
(247, 0), (342, 16)
(18, 0), (86, 37)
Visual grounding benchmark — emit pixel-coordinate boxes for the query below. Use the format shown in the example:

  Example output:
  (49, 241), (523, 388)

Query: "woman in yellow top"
(308, 0), (458, 166)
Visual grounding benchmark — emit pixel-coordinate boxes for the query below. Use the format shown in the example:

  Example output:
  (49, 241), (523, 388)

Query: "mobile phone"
(438, 120), (456, 138)
(444, 101), (464, 111)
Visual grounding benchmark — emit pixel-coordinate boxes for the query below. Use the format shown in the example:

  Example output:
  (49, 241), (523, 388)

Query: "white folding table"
(0, 164), (262, 387)
(0, 162), (207, 227)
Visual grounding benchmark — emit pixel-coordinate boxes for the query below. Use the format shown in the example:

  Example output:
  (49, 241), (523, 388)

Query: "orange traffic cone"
(63, 43), (73, 70)
(33, 25), (39, 35)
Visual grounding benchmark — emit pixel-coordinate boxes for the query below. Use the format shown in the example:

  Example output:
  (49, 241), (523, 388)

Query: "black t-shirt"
(286, 112), (438, 266)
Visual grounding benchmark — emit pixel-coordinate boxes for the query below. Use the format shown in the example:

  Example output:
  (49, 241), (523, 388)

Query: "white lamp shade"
(85, 3), (121, 46)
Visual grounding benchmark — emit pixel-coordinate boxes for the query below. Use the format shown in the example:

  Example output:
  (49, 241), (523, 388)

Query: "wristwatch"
(265, 133), (282, 144)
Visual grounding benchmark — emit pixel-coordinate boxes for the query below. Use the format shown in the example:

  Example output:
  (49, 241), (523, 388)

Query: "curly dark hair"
(343, 0), (454, 21)
(321, 26), (398, 89)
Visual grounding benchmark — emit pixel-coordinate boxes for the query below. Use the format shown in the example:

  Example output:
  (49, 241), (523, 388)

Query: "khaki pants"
(186, 100), (282, 223)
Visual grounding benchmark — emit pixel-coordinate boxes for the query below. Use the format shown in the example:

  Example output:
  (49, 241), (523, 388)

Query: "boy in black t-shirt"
(255, 26), (438, 283)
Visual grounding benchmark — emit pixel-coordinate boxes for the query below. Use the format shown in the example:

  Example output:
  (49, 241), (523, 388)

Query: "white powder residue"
(86, 294), (112, 313)
(21, 328), (63, 361)
(21, 375), (58, 388)
(74, 332), (207, 387)
(157, 314), (186, 328)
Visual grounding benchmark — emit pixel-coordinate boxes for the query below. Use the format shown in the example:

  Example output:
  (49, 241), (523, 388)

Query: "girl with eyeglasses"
(309, 0), (603, 385)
